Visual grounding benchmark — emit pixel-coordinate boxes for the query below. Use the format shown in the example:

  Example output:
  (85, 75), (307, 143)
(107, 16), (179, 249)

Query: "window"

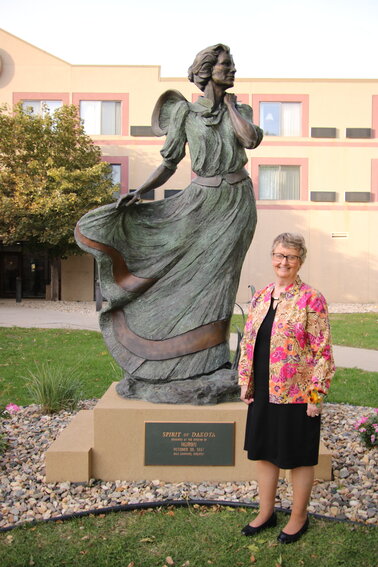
(110, 164), (121, 186)
(80, 101), (121, 135)
(101, 156), (128, 194)
(259, 165), (300, 199)
(22, 100), (62, 115)
(260, 102), (301, 136)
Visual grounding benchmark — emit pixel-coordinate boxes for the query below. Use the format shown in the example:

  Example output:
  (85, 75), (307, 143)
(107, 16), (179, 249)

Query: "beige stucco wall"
(1, 28), (377, 303)
(238, 208), (377, 304)
(61, 255), (94, 301)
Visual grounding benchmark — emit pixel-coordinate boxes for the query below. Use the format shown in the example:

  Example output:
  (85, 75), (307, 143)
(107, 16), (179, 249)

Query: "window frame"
(251, 157), (309, 201)
(372, 95), (378, 139)
(13, 92), (70, 107)
(101, 156), (129, 195)
(72, 93), (129, 136)
(252, 94), (309, 137)
(371, 159), (378, 202)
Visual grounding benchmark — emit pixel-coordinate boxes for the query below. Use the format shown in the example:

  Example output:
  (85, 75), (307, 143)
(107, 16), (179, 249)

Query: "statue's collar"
(189, 97), (226, 123)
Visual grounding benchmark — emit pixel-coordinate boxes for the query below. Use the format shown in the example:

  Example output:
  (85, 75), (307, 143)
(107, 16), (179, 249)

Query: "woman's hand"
(116, 190), (141, 209)
(240, 384), (254, 405)
(307, 402), (323, 417)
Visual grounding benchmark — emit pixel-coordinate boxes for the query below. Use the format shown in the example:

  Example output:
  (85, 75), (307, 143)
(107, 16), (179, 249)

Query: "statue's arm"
(116, 162), (176, 208)
(224, 93), (263, 149)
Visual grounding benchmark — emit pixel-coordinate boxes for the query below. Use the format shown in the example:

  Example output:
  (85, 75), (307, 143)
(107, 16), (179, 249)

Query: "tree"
(0, 103), (115, 300)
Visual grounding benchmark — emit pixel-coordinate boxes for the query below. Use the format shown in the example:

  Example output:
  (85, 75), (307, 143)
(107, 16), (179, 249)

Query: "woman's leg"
(249, 460), (280, 526)
(283, 466), (314, 534)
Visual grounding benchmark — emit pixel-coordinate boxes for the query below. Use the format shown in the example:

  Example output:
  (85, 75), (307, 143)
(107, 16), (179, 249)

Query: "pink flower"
(279, 363), (298, 381)
(309, 295), (326, 313)
(321, 345), (332, 360)
(288, 384), (300, 397)
(296, 292), (313, 309)
(270, 347), (286, 363)
(371, 435), (376, 444)
(5, 403), (21, 415)
(293, 323), (307, 348)
(246, 344), (254, 361)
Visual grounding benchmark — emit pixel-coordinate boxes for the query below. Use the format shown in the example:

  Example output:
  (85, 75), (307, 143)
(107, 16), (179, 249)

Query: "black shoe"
(277, 517), (309, 544)
(241, 512), (277, 536)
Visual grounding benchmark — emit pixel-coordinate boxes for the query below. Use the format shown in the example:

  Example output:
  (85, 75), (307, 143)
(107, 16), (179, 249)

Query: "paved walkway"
(0, 302), (377, 372)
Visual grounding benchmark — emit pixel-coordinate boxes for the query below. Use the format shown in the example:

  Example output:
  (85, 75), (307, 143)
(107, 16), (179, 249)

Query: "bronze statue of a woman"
(75, 44), (263, 404)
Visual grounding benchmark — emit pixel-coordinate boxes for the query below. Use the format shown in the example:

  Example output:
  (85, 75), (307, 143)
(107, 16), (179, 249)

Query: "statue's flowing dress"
(75, 96), (261, 400)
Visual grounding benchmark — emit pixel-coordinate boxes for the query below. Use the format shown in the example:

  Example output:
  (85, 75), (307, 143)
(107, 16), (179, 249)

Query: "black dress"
(244, 298), (321, 469)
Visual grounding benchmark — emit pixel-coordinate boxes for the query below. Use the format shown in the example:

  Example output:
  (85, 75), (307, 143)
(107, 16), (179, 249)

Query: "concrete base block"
(45, 383), (333, 483)
(45, 410), (93, 482)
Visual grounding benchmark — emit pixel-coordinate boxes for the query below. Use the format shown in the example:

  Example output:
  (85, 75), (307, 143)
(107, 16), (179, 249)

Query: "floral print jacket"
(238, 276), (335, 404)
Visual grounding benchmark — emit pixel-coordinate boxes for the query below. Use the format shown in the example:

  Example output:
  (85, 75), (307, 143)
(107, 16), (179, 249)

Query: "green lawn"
(326, 368), (378, 406)
(0, 328), (120, 407)
(231, 312), (378, 350)
(0, 324), (377, 407)
(0, 506), (377, 567)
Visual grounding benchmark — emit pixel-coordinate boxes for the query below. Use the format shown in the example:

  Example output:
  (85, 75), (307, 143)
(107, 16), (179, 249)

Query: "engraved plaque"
(145, 422), (235, 466)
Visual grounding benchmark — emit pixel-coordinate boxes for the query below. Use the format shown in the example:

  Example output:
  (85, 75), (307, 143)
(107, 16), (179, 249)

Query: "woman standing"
(75, 44), (263, 404)
(239, 233), (335, 543)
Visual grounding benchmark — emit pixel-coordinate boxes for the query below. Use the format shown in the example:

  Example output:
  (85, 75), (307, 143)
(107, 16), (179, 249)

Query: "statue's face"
(211, 51), (236, 88)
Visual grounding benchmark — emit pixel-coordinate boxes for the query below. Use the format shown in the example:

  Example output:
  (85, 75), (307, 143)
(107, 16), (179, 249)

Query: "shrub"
(0, 407), (9, 455)
(24, 363), (83, 415)
(354, 409), (378, 449)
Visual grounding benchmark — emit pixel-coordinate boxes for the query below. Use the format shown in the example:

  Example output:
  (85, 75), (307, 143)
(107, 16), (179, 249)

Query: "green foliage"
(326, 368), (378, 407)
(0, 328), (118, 406)
(329, 313), (378, 350)
(354, 410), (378, 449)
(0, 430), (7, 454)
(24, 362), (84, 414)
(0, 327), (376, 408)
(231, 312), (378, 351)
(0, 507), (377, 567)
(0, 103), (115, 257)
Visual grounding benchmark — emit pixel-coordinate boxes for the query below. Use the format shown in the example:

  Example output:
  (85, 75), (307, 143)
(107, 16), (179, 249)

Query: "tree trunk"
(50, 256), (61, 301)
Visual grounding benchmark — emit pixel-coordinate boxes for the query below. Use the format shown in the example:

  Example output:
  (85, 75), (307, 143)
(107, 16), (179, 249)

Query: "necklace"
(272, 297), (280, 300)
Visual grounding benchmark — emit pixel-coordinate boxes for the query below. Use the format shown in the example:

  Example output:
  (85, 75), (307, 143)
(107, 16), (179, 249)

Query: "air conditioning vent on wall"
(311, 128), (337, 138)
(164, 190), (181, 198)
(345, 128), (372, 139)
(130, 126), (156, 137)
(310, 191), (336, 202)
(345, 192), (371, 202)
(129, 189), (155, 200)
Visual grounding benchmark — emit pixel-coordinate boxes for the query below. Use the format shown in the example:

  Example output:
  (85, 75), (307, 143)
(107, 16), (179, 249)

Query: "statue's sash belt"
(75, 225), (157, 293)
(192, 168), (249, 187)
(112, 309), (230, 361)
(75, 225), (230, 360)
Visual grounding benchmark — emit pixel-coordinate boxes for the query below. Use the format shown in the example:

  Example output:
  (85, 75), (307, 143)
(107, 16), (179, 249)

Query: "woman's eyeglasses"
(272, 253), (301, 263)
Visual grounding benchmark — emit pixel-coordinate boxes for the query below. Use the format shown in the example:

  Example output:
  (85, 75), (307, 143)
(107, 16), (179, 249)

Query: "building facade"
(0, 29), (377, 303)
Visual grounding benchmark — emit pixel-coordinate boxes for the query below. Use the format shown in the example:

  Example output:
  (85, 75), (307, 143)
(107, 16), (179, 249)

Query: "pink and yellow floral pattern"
(238, 276), (335, 404)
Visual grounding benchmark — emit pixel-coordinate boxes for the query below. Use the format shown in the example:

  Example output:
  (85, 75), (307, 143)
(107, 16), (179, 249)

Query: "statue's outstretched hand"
(116, 190), (141, 209)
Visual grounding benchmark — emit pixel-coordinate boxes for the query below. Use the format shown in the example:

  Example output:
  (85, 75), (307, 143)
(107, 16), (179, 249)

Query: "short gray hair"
(271, 233), (307, 264)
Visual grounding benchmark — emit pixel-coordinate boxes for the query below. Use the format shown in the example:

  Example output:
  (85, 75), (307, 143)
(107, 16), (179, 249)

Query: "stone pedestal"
(46, 383), (333, 483)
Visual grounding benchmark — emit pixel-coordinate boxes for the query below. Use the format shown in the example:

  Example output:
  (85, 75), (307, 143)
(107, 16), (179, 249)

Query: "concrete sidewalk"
(0, 302), (377, 372)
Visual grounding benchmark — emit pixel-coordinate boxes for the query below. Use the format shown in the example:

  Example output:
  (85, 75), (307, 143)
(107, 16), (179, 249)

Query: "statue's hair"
(188, 44), (230, 91)
(271, 233), (307, 264)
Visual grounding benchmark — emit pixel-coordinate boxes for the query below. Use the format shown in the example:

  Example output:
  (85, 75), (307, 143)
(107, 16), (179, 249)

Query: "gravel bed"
(1, 401), (377, 530)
